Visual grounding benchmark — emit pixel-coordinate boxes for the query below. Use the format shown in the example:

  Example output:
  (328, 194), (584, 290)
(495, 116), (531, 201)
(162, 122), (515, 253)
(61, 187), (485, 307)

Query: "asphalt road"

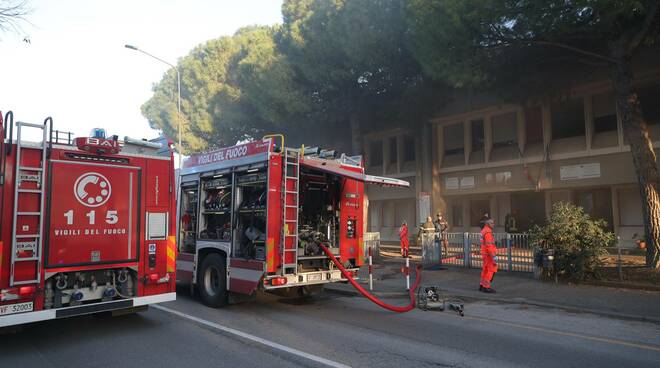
(1, 287), (659, 368)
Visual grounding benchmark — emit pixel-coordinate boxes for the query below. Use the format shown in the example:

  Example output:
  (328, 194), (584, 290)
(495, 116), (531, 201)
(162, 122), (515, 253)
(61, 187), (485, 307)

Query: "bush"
(529, 202), (614, 280)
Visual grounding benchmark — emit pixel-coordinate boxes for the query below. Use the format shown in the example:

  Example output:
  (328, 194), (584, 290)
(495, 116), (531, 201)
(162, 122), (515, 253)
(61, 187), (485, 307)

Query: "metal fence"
(364, 232), (381, 262)
(421, 232), (534, 272)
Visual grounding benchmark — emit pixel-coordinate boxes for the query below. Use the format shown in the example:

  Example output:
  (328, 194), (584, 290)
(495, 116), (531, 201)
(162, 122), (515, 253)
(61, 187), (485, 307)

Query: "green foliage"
(142, 0), (658, 155)
(405, 0), (660, 97)
(143, 0), (447, 153)
(280, 0), (438, 131)
(142, 26), (310, 152)
(530, 202), (614, 280)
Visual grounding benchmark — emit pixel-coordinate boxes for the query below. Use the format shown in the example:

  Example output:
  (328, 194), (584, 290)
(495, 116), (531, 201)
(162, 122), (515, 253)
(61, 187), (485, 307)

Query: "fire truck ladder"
(281, 148), (300, 275)
(9, 120), (50, 286)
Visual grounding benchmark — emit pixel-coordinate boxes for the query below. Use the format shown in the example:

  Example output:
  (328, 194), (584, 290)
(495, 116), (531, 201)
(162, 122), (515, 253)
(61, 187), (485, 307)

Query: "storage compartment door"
(46, 162), (140, 266)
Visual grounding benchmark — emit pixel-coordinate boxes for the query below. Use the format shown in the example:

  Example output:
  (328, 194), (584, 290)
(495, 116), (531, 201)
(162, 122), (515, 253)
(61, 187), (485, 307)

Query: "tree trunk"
(611, 56), (660, 268)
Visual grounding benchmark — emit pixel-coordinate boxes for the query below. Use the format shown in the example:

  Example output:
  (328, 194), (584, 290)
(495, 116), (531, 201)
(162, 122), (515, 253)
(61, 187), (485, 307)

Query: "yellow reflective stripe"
(266, 238), (275, 272)
(166, 236), (176, 273)
(358, 238), (364, 263)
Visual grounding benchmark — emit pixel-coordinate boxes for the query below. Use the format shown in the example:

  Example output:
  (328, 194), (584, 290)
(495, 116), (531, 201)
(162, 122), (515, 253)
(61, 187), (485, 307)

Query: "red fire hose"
(319, 243), (422, 313)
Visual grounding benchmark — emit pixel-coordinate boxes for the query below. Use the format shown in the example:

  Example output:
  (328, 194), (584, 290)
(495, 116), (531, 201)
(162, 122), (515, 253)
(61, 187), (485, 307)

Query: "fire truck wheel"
(299, 284), (324, 297)
(198, 253), (228, 307)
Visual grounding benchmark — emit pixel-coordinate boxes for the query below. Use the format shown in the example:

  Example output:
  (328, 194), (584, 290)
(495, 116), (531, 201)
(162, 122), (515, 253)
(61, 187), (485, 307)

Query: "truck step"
(19, 122), (46, 129)
(11, 279), (39, 285)
(18, 166), (44, 172)
(14, 256), (40, 261)
(17, 189), (43, 194)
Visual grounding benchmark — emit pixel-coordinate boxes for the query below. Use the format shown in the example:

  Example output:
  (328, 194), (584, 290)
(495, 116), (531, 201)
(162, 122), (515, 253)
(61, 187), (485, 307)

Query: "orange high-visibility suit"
(399, 223), (409, 257)
(480, 225), (498, 289)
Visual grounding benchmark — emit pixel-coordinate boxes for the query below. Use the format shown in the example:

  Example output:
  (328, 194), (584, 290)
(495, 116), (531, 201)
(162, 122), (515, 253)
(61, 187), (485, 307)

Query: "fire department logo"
(74, 172), (112, 207)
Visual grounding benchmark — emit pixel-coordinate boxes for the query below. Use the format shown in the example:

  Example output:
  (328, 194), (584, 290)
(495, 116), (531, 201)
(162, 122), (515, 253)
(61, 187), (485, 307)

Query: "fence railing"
(420, 232), (534, 273)
(364, 232), (381, 262)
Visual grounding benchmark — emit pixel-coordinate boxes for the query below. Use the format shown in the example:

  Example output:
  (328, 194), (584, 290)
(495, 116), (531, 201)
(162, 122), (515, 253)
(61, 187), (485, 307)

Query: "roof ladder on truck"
(281, 148), (300, 275)
(9, 119), (49, 286)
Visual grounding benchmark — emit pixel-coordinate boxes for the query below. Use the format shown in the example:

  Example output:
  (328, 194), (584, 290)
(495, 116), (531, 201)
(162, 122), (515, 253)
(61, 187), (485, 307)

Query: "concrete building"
(364, 70), (660, 247)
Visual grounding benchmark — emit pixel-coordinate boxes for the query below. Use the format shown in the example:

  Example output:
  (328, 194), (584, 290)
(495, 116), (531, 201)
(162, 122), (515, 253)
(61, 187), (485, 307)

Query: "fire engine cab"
(177, 135), (408, 307)
(0, 111), (177, 328)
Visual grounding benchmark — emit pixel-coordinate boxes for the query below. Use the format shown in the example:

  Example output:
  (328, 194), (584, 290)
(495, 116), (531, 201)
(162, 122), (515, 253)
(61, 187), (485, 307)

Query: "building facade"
(364, 70), (660, 247)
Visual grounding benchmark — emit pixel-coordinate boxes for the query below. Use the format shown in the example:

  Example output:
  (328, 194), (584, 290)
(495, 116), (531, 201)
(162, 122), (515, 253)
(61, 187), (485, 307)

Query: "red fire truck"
(177, 135), (408, 307)
(0, 111), (177, 328)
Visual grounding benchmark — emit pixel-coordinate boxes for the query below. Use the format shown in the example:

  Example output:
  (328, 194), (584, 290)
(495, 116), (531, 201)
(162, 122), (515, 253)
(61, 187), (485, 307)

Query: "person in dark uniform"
(434, 212), (448, 254)
(505, 209), (519, 233)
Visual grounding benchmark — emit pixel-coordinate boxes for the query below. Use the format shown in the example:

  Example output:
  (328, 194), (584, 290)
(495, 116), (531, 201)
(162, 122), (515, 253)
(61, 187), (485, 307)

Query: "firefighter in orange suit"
(479, 217), (498, 293)
(398, 221), (409, 257)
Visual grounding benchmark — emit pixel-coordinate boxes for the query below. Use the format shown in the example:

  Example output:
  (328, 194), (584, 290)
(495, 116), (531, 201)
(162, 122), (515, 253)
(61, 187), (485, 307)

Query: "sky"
(0, 0), (284, 152)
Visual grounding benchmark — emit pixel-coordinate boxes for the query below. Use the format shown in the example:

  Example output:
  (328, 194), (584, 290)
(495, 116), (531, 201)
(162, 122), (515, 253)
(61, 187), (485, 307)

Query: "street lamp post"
(125, 44), (182, 169)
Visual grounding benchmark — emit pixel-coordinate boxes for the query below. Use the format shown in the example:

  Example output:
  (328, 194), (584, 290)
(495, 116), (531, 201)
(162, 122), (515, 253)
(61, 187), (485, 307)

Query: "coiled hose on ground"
(319, 243), (422, 313)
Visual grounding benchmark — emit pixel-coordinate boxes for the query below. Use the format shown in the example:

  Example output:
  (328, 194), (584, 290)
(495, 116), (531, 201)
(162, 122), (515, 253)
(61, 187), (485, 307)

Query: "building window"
(492, 112), (518, 148)
(444, 123), (464, 155)
(388, 137), (397, 165)
(369, 140), (383, 167)
(452, 204), (463, 227)
(396, 199), (416, 227)
(382, 201), (395, 227)
(574, 188), (613, 230)
(368, 201), (382, 231)
(618, 187), (643, 226)
(524, 106), (543, 144)
(638, 84), (660, 125)
(404, 135), (415, 162)
(470, 199), (490, 227)
(471, 119), (484, 152)
(551, 98), (585, 139)
(593, 92), (617, 133)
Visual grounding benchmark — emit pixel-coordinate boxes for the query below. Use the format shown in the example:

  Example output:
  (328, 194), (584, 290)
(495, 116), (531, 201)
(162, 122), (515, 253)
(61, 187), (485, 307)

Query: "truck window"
(199, 175), (232, 242)
(179, 183), (199, 254)
(234, 169), (267, 259)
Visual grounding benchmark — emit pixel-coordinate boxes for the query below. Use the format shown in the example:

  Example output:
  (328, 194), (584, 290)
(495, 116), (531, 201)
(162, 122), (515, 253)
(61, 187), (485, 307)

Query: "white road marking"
(153, 305), (352, 368)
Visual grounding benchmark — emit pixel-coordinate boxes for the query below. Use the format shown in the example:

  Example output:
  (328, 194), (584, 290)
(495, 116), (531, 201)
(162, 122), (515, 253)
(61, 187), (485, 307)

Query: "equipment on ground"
(416, 286), (465, 316)
(176, 134), (409, 307)
(0, 111), (177, 328)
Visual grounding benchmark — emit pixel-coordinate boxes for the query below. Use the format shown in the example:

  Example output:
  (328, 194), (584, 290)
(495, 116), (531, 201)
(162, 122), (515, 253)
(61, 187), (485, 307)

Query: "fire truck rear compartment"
(296, 169), (343, 272)
(42, 268), (137, 309)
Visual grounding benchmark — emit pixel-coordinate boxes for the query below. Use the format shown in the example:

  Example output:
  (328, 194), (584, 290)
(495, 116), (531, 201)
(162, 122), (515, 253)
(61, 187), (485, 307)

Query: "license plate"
(0, 301), (33, 316)
(308, 273), (322, 282)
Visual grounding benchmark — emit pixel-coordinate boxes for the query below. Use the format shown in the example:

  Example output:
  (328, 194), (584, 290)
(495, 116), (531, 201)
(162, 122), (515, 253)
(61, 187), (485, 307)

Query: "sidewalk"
(325, 256), (660, 323)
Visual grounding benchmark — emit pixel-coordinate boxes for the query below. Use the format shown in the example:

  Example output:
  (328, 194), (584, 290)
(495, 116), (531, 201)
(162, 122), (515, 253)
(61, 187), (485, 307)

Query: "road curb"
(578, 280), (660, 292)
(325, 284), (660, 324)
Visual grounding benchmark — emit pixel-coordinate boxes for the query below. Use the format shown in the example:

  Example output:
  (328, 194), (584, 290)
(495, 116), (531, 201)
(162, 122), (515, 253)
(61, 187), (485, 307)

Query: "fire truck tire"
(299, 284), (324, 297)
(198, 253), (228, 307)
